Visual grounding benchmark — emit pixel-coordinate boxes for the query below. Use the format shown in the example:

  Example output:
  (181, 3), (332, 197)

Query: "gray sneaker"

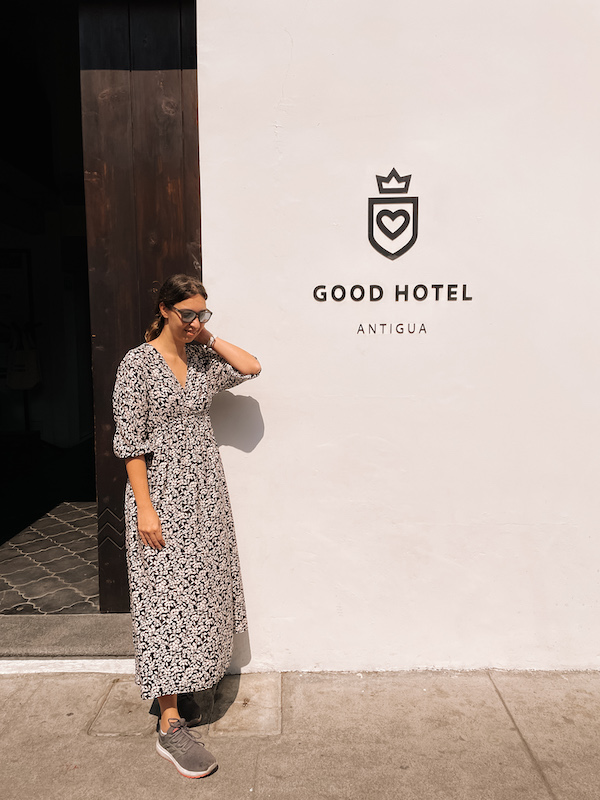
(156, 717), (217, 778)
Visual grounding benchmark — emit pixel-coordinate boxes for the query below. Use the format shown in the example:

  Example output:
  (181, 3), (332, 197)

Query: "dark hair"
(145, 274), (208, 342)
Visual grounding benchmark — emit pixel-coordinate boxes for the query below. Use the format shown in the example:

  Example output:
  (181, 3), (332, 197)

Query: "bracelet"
(207, 334), (217, 350)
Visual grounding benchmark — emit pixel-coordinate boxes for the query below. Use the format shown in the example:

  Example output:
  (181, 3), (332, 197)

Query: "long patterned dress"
(112, 341), (258, 699)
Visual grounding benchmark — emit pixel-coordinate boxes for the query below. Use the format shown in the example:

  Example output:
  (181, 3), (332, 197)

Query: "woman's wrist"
(199, 329), (217, 349)
(195, 328), (216, 348)
(136, 497), (155, 512)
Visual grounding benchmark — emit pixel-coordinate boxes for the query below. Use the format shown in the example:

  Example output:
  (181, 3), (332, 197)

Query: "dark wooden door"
(79, 1), (201, 611)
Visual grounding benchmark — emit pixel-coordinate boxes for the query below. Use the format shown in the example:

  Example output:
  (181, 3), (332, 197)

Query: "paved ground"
(2, 511), (599, 799)
(2, 667), (600, 800)
(0, 502), (98, 614)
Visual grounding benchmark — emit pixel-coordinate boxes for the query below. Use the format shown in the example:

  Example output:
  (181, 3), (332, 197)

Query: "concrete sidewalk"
(2, 667), (599, 800)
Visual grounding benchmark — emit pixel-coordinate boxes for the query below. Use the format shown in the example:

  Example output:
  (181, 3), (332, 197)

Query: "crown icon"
(376, 168), (411, 194)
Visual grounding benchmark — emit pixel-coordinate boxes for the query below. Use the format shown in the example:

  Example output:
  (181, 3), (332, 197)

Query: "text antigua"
(357, 323), (427, 334)
(313, 284), (472, 302)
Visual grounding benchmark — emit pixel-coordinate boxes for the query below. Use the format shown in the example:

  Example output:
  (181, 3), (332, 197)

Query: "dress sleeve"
(205, 348), (260, 395)
(112, 350), (152, 458)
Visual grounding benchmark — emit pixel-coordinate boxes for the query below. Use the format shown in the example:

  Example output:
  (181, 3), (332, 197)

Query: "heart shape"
(376, 209), (410, 240)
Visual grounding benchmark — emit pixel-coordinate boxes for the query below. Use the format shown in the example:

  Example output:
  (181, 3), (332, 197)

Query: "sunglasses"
(167, 305), (213, 324)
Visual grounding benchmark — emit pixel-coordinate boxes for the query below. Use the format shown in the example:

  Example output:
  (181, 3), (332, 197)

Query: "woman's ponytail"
(145, 312), (164, 342)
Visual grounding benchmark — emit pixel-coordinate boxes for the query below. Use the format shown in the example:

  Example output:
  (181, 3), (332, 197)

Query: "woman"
(112, 274), (260, 778)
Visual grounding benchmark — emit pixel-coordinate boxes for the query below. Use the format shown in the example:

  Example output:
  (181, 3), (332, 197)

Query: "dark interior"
(0, 2), (95, 544)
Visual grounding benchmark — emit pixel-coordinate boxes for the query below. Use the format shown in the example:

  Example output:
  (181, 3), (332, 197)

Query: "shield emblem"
(368, 197), (418, 260)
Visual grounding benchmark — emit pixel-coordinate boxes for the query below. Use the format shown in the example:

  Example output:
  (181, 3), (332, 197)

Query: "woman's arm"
(125, 456), (165, 550)
(195, 328), (261, 375)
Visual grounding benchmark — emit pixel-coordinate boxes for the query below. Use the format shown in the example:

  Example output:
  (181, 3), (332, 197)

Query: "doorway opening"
(0, 2), (96, 545)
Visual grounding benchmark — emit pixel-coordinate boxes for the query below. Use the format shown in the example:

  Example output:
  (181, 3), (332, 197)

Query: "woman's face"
(160, 294), (208, 342)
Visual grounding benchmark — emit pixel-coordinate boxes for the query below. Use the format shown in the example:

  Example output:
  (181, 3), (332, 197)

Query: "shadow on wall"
(210, 395), (260, 679)
(229, 630), (251, 674)
(210, 392), (264, 452)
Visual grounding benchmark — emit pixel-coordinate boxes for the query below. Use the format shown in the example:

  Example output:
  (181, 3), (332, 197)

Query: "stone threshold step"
(0, 614), (134, 657)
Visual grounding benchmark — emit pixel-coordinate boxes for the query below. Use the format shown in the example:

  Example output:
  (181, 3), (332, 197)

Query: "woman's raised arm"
(194, 329), (261, 375)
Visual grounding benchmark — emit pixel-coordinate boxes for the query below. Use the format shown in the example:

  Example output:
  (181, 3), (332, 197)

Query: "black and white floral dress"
(112, 342), (258, 699)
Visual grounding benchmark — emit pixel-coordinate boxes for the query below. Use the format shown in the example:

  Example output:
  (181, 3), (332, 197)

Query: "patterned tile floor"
(0, 501), (99, 614)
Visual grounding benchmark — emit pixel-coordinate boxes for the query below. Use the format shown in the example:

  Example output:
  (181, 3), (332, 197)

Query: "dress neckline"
(146, 342), (190, 390)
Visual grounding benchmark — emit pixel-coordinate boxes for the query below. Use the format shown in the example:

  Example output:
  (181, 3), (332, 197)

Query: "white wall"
(197, 0), (600, 670)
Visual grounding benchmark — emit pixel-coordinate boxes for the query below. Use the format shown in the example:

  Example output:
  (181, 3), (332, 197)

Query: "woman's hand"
(194, 328), (261, 375)
(125, 456), (166, 550)
(136, 504), (165, 550)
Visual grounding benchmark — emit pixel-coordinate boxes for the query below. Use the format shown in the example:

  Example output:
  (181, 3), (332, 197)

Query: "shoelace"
(167, 719), (205, 752)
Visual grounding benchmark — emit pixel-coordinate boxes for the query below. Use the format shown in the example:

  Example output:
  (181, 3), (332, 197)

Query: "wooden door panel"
(80, 1), (200, 611)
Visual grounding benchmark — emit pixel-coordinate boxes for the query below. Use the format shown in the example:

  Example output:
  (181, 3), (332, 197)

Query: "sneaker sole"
(156, 740), (217, 778)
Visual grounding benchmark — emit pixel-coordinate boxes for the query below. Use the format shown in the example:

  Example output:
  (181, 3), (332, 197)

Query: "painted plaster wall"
(197, 0), (600, 670)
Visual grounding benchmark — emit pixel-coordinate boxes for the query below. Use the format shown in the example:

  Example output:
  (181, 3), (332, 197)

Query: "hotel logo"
(368, 168), (418, 260)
